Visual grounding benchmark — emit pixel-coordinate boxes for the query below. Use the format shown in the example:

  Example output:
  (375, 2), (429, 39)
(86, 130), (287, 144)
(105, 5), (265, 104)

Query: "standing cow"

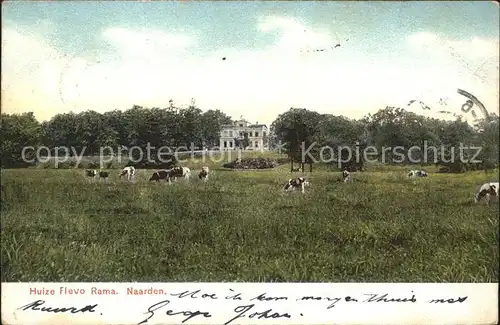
(98, 170), (110, 182)
(85, 169), (109, 182)
(167, 166), (191, 184)
(119, 166), (136, 182)
(198, 166), (210, 182)
(283, 177), (310, 194)
(149, 170), (170, 182)
(342, 170), (351, 183)
(85, 169), (98, 179)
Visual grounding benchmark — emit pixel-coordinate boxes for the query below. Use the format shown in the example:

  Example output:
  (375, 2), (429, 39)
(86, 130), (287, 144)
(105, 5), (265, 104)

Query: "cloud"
(102, 27), (195, 59)
(2, 20), (498, 125)
(405, 31), (499, 107)
(1, 28), (70, 117)
(257, 15), (336, 52)
(407, 32), (440, 47)
(407, 31), (499, 67)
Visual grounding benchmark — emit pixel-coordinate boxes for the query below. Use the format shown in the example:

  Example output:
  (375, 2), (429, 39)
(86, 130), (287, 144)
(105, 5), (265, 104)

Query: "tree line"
(1, 101), (232, 168)
(1, 103), (498, 172)
(271, 107), (499, 172)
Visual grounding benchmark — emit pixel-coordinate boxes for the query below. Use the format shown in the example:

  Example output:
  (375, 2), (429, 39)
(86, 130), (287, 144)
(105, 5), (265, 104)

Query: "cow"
(98, 171), (110, 182)
(85, 169), (109, 182)
(283, 177), (310, 194)
(342, 170), (351, 183)
(119, 166), (136, 181)
(408, 170), (428, 178)
(167, 166), (191, 183)
(474, 182), (499, 205)
(85, 169), (98, 178)
(149, 170), (170, 182)
(198, 166), (210, 182)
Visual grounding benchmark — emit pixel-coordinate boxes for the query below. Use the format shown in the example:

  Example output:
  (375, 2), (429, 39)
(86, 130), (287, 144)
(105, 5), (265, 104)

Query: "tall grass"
(1, 167), (498, 282)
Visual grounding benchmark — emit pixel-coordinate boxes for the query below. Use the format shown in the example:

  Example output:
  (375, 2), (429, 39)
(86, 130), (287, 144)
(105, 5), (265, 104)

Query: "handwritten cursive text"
(137, 299), (212, 325)
(18, 300), (98, 314)
(363, 292), (417, 303)
(224, 304), (292, 325)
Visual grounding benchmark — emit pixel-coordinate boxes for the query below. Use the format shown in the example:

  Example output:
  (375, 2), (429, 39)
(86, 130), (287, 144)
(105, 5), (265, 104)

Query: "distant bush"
(223, 157), (277, 169)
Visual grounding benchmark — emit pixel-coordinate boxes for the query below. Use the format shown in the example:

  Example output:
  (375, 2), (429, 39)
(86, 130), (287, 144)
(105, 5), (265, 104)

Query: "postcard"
(1, 1), (498, 324)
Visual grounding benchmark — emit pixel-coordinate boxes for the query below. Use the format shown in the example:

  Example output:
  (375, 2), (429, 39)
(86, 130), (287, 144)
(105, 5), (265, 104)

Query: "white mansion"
(219, 118), (270, 151)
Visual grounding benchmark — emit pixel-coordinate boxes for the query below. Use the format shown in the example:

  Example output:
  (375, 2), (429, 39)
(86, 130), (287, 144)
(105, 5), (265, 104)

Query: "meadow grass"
(1, 163), (498, 282)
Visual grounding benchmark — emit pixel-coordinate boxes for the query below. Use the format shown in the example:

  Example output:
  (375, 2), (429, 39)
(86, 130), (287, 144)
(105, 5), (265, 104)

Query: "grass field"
(1, 156), (499, 282)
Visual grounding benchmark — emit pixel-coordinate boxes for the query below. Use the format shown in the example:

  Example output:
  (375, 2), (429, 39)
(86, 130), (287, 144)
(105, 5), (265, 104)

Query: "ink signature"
(137, 300), (291, 325)
(137, 300), (212, 324)
(18, 300), (98, 314)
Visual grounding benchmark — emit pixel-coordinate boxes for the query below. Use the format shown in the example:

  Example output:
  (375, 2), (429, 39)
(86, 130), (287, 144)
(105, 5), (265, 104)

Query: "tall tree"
(1, 112), (42, 167)
(271, 108), (323, 168)
(201, 109), (233, 148)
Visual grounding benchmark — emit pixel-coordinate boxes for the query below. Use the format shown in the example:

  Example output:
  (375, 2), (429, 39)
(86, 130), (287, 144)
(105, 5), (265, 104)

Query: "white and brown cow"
(283, 177), (310, 194)
(198, 166), (210, 182)
(119, 166), (136, 181)
(167, 166), (191, 183)
(474, 182), (499, 205)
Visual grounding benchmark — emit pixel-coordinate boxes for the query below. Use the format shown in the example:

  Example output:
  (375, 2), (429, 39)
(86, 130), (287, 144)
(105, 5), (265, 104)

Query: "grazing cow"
(342, 170), (351, 183)
(149, 170), (170, 182)
(119, 166), (136, 181)
(85, 169), (98, 178)
(198, 166), (210, 182)
(284, 177), (310, 194)
(98, 171), (110, 182)
(474, 182), (499, 205)
(408, 170), (428, 178)
(86, 169), (109, 182)
(167, 166), (191, 183)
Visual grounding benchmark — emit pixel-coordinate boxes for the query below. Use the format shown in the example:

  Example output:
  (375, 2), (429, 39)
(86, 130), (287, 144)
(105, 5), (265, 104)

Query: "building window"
(229, 141), (233, 148)
(263, 132), (266, 137)
(249, 132), (253, 137)
(239, 124), (243, 127)
(223, 141), (227, 148)
(229, 131), (233, 137)
(224, 130), (228, 136)
(255, 141), (259, 148)
(255, 132), (259, 137)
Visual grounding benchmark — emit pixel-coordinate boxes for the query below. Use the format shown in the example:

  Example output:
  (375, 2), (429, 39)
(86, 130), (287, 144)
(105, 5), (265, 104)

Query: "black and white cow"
(198, 166), (209, 182)
(167, 166), (191, 183)
(85, 169), (98, 178)
(342, 170), (351, 183)
(149, 170), (170, 182)
(283, 177), (310, 194)
(474, 182), (499, 205)
(98, 171), (110, 182)
(408, 170), (428, 178)
(119, 166), (136, 181)
(85, 169), (109, 182)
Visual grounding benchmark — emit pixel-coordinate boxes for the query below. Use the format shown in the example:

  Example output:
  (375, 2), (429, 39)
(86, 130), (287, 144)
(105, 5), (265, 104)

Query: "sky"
(2, 1), (499, 125)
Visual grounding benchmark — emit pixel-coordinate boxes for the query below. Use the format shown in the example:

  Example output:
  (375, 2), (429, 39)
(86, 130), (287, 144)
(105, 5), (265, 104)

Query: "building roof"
(221, 123), (268, 129)
(247, 124), (268, 128)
